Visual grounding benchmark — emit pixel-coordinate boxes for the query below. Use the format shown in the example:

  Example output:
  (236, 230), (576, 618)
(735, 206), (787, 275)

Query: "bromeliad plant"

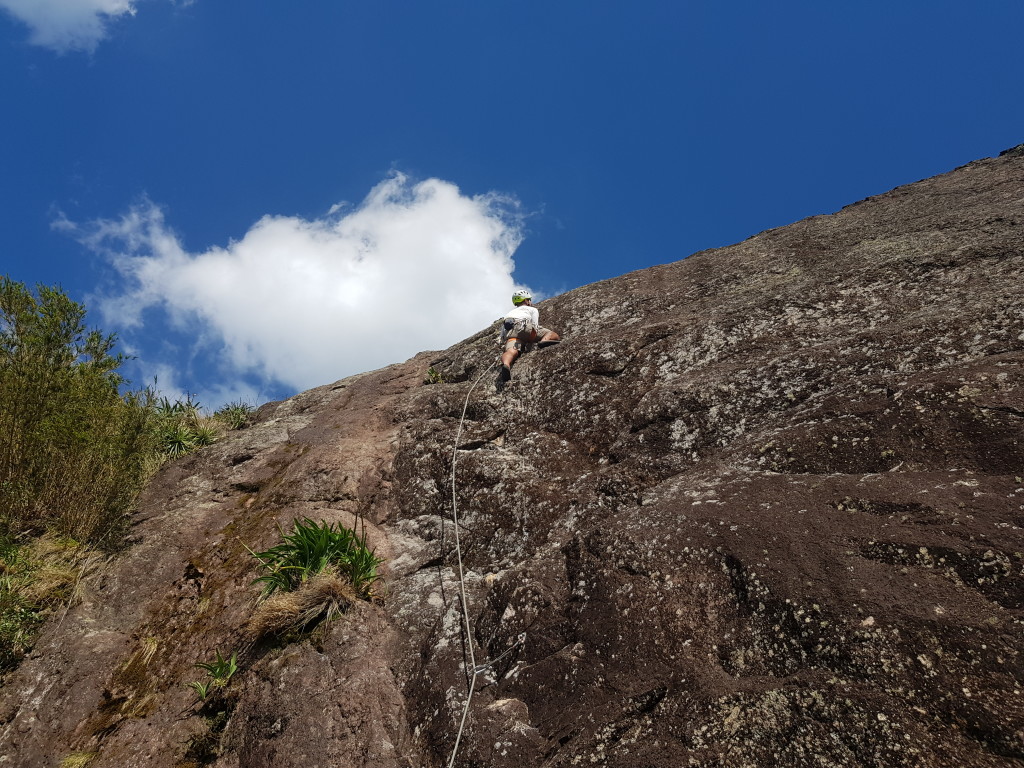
(250, 517), (383, 599)
(151, 395), (221, 459)
(149, 395), (257, 463)
(213, 400), (254, 430)
(246, 517), (384, 639)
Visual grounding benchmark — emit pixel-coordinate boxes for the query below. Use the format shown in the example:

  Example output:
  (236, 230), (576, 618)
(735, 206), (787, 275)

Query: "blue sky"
(2, 1), (1022, 405)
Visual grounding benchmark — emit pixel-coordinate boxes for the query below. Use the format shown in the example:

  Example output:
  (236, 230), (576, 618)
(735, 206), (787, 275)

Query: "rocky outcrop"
(2, 148), (1023, 767)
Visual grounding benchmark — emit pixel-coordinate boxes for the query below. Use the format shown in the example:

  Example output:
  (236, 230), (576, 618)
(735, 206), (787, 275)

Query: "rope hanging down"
(445, 359), (498, 768)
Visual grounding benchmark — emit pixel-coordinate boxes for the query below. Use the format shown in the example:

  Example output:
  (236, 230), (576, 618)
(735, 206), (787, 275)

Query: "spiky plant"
(345, 529), (385, 599)
(247, 573), (356, 638)
(251, 517), (358, 596)
(214, 400), (254, 430)
(189, 420), (221, 448)
(247, 518), (384, 637)
(187, 680), (212, 702)
(156, 422), (197, 458)
(195, 649), (238, 685)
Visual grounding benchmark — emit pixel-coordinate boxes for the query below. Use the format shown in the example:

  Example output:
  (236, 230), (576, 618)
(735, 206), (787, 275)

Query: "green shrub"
(0, 277), (161, 670)
(0, 578), (43, 671)
(0, 277), (157, 546)
(0, 277), (267, 671)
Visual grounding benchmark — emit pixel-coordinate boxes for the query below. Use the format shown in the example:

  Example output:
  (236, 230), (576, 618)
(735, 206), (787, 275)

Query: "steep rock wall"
(2, 149), (1023, 767)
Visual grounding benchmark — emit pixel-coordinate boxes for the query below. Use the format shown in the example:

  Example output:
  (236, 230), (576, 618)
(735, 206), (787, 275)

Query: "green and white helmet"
(512, 289), (532, 306)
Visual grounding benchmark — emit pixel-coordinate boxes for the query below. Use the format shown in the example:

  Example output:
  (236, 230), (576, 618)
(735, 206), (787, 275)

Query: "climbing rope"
(445, 358), (498, 768)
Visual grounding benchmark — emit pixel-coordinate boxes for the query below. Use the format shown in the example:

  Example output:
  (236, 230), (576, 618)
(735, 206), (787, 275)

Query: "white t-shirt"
(505, 305), (539, 324)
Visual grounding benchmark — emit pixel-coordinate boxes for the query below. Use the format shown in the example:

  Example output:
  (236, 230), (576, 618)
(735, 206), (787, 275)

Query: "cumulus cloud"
(62, 174), (527, 395)
(0, 0), (145, 53)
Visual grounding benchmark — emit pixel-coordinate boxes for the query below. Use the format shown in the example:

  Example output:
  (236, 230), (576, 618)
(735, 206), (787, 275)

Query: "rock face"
(2, 149), (1023, 768)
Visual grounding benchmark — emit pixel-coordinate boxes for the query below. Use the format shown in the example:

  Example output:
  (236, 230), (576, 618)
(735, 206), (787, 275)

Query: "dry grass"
(23, 535), (102, 605)
(59, 752), (97, 768)
(246, 573), (357, 638)
(1, 534), (102, 671)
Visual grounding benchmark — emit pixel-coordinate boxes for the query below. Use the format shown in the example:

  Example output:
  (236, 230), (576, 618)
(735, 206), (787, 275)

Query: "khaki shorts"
(502, 318), (551, 350)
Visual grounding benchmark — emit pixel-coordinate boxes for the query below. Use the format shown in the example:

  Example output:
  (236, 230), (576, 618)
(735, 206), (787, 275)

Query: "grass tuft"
(247, 573), (357, 637)
(247, 517), (383, 638)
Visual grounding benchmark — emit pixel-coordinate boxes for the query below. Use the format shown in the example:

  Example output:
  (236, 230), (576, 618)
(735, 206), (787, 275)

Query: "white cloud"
(0, 0), (142, 53)
(65, 174), (528, 394)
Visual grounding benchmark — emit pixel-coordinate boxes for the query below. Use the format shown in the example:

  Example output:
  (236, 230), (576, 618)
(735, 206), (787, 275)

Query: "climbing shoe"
(495, 364), (512, 393)
(537, 339), (561, 349)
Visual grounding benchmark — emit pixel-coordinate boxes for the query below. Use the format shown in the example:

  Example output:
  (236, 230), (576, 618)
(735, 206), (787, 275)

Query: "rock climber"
(498, 289), (560, 384)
